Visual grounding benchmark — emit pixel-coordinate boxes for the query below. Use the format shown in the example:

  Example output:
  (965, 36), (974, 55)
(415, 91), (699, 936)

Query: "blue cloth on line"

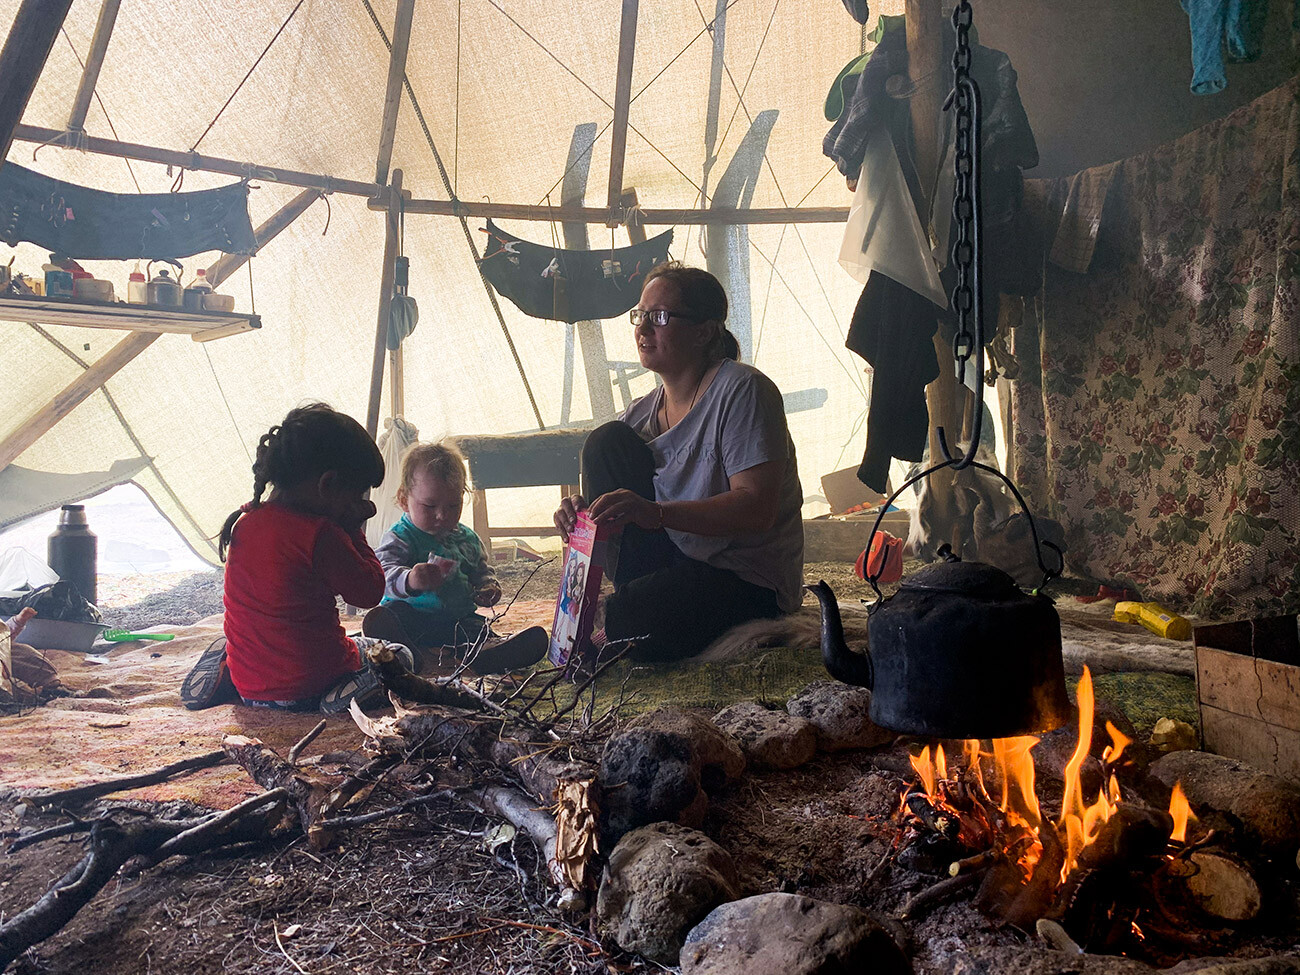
(1181, 0), (1267, 95)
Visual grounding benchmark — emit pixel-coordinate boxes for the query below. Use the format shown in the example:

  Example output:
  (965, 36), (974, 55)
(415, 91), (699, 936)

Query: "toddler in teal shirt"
(363, 440), (545, 674)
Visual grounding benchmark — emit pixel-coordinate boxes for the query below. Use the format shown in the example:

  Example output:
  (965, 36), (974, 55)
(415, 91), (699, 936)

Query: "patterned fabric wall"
(1013, 78), (1300, 619)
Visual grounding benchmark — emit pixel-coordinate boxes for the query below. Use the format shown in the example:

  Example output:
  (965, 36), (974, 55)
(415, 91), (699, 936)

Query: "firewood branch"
(21, 750), (228, 808)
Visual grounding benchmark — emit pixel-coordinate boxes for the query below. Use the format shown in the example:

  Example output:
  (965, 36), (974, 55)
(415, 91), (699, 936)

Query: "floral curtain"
(1012, 78), (1300, 619)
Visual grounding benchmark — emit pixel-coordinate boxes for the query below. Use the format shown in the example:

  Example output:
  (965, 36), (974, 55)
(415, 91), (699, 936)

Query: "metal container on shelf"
(146, 265), (182, 306)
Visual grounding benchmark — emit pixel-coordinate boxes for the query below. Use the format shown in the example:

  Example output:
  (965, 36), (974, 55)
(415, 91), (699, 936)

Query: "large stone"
(600, 708), (746, 842)
(681, 892), (910, 975)
(713, 701), (817, 770)
(596, 823), (739, 965)
(787, 681), (895, 752)
(1149, 750), (1300, 856)
(939, 947), (1156, 975)
(1166, 958), (1300, 974)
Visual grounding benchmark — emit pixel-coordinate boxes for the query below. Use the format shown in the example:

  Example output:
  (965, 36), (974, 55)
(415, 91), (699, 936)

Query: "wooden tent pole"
(374, 0), (416, 186)
(562, 125), (616, 423)
(12, 124), (382, 198)
(605, 0), (640, 218)
(10, 126), (849, 225)
(0, 0), (75, 163)
(67, 0), (122, 134)
(206, 188), (322, 288)
(0, 332), (158, 471)
(380, 199), (849, 224)
(366, 170), (403, 438)
(905, 0), (967, 553)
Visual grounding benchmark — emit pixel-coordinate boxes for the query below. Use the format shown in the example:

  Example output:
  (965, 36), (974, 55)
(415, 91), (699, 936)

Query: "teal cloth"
(380, 515), (482, 619)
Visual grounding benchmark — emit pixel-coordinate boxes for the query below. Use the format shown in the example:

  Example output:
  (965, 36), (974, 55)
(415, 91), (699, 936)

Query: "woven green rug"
(535, 648), (1197, 742)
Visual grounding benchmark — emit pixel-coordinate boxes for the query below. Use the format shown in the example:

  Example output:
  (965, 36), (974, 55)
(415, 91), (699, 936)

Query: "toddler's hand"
(474, 581), (502, 607)
(408, 557), (453, 593)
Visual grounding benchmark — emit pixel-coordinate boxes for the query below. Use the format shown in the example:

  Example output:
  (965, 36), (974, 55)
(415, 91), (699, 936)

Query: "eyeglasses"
(629, 308), (702, 327)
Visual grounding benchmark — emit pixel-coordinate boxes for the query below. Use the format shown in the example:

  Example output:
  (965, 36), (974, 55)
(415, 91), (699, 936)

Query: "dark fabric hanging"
(477, 219), (673, 324)
(0, 162), (256, 260)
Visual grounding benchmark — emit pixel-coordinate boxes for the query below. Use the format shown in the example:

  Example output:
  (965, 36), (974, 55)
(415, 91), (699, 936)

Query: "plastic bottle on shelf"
(183, 268), (213, 312)
(127, 264), (148, 304)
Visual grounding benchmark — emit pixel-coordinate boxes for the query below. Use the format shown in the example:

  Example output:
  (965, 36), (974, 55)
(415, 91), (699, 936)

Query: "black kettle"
(809, 557), (1071, 740)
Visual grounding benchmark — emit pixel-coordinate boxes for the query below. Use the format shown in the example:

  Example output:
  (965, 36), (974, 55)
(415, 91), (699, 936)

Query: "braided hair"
(219, 403), (384, 561)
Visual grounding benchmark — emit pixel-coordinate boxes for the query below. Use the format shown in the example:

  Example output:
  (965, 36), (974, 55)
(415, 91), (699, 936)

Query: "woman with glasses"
(553, 262), (804, 662)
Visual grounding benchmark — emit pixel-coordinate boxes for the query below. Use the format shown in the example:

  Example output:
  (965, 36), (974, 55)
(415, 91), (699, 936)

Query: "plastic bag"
(0, 580), (101, 623)
(838, 124), (948, 309)
(0, 547), (59, 591)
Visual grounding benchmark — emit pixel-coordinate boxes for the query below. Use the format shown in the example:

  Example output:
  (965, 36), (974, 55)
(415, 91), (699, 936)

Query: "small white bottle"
(127, 264), (148, 304)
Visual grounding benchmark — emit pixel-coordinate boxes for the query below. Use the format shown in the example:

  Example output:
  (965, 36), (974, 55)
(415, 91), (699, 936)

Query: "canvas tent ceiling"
(1, 0), (895, 562)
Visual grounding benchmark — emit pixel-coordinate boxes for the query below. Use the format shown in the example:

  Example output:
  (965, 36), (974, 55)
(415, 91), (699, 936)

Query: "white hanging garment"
(366, 416), (420, 550)
(838, 123), (948, 310)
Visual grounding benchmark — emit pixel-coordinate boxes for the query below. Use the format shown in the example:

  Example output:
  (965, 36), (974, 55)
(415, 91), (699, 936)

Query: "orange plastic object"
(855, 530), (904, 585)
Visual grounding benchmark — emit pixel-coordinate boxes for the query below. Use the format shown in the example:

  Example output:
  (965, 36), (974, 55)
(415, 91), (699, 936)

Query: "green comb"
(102, 629), (175, 642)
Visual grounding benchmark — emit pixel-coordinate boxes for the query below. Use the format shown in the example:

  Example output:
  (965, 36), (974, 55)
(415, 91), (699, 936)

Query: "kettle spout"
(806, 580), (873, 688)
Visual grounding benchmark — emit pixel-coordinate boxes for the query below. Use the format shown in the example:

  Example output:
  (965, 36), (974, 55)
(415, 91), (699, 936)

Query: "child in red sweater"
(181, 403), (413, 713)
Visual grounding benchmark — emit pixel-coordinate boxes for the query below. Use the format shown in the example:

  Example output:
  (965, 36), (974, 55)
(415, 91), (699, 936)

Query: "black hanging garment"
(478, 219), (673, 324)
(0, 162), (256, 260)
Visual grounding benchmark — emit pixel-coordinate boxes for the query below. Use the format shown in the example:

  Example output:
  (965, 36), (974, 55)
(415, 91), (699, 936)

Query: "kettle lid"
(899, 559), (1019, 596)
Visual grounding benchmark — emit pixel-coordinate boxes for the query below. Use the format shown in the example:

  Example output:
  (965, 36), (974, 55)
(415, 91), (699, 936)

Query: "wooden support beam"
(9, 126), (847, 226)
(605, 0), (640, 217)
(0, 0), (75, 163)
(0, 331), (158, 470)
(562, 124), (616, 424)
(904, 0), (946, 221)
(374, 0), (416, 186)
(377, 197), (848, 224)
(366, 170), (403, 438)
(205, 188), (322, 288)
(13, 124), (381, 199)
(66, 0), (122, 134)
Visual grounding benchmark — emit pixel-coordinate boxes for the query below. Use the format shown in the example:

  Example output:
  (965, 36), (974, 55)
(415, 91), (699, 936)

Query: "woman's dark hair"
(219, 403), (384, 560)
(643, 261), (740, 362)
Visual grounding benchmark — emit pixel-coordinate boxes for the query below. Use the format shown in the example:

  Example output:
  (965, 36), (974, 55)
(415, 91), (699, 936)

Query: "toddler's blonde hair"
(396, 440), (468, 504)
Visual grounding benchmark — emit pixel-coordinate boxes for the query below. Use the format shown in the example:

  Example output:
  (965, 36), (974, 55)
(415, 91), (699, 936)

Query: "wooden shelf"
(0, 294), (261, 342)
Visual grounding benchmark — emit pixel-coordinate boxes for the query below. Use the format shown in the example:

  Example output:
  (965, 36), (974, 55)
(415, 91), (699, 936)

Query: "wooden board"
(1201, 704), (1300, 782)
(0, 296), (260, 340)
(1195, 617), (1300, 782)
(1197, 645), (1300, 733)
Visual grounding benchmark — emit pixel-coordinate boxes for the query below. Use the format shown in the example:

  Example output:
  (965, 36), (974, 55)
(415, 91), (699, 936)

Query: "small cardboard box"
(820, 466), (888, 516)
(1193, 615), (1300, 782)
(548, 512), (612, 670)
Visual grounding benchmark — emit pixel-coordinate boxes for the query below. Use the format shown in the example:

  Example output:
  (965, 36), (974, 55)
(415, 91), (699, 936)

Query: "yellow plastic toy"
(1113, 601), (1191, 641)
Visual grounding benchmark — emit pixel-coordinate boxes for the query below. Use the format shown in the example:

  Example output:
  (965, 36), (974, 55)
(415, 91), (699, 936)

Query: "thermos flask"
(47, 505), (98, 607)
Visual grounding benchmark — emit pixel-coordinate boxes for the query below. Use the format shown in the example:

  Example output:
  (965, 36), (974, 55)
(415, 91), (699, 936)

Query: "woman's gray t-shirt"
(621, 359), (804, 612)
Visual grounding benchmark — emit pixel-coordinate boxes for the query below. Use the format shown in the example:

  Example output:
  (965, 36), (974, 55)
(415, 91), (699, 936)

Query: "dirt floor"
(1, 562), (1277, 974)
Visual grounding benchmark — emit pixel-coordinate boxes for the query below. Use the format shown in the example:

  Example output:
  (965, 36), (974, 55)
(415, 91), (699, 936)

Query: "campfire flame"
(903, 666), (1132, 891)
(1168, 781), (1195, 843)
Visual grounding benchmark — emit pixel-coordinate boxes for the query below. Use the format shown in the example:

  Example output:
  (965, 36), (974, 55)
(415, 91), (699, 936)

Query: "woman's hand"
(587, 489), (662, 532)
(553, 494), (587, 543)
(6, 607), (36, 638)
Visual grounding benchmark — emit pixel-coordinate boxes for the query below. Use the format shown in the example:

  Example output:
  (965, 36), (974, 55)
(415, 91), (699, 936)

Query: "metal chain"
(937, 0), (984, 471)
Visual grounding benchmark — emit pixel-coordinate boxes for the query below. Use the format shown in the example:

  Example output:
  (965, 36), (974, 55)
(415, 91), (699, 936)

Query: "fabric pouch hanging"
(386, 203), (418, 350)
(478, 219), (673, 324)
